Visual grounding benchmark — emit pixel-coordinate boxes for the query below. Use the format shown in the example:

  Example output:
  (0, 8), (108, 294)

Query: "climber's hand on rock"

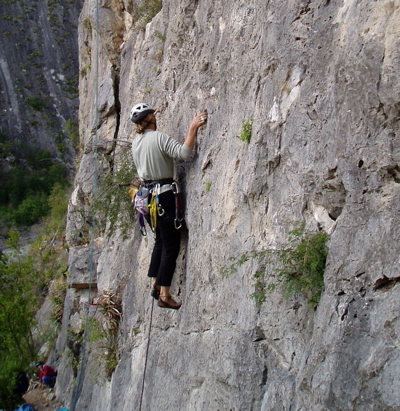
(185, 111), (208, 148)
(191, 111), (208, 129)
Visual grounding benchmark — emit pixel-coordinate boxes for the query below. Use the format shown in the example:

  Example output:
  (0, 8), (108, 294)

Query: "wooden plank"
(69, 282), (98, 290)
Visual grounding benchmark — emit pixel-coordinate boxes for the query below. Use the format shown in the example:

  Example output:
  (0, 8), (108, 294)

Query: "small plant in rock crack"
(154, 30), (166, 42)
(221, 223), (329, 308)
(48, 275), (67, 323)
(239, 117), (253, 143)
(203, 180), (212, 193)
(83, 291), (122, 379)
(80, 63), (91, 78)
(82, 17), (91, 30)
(66, 328), (84, 377)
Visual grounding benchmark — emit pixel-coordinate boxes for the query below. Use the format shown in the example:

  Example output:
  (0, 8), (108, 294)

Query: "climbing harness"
(132, 183), (165, 235)
(133, 179), (184, 236)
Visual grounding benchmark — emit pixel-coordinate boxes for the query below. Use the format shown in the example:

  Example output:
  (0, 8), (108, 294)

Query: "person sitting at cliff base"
(35, 361), (57, 389)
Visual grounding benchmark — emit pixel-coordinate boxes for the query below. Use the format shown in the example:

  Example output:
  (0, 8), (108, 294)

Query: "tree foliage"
(0, 184), (69, 408)
(0, 232), (39, 408)
(0, 135), (69, 227)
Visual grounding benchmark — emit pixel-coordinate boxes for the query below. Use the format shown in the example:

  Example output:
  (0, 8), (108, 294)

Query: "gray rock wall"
(0, 0), (83, 157)
(57, 0), (400, 409)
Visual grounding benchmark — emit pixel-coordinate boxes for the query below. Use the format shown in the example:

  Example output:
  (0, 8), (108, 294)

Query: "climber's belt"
(143, 178), (174, 186)
(142, 178), (173, 194)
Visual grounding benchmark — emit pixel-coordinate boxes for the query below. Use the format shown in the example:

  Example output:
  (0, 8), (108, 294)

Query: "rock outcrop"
(56, 1), (400, 409)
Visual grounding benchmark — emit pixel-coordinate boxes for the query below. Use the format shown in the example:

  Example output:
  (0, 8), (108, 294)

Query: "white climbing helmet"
(130, 102), (154, 123)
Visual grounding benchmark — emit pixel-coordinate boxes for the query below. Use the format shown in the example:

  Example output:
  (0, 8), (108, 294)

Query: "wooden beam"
(69, 282), (98, 290)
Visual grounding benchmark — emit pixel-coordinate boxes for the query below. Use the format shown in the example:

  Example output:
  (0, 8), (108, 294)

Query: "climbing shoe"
(151, 286), (160, 300)
(158, 295), (181, 310)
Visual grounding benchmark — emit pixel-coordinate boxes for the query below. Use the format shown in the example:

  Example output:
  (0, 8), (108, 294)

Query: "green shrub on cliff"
(93, 147), (136, 237)
(273, 226), (328, 306)
(221, 223), (329, 308)
(239, 118), (253, 143)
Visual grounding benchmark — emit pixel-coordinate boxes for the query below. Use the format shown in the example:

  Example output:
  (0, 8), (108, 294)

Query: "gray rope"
(139, 296), (155, 411)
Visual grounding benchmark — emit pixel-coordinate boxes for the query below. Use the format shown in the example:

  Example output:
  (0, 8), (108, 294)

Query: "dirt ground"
(22, 388), (63, 411)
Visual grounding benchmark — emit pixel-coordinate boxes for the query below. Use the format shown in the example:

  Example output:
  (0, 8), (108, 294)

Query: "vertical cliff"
(57, 0), (400, 409)
(0, 0), (83, 157)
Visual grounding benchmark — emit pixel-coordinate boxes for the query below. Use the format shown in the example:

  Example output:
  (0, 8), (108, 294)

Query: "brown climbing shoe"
(151, 286), (160, 300)
(158, 295), (181, 310)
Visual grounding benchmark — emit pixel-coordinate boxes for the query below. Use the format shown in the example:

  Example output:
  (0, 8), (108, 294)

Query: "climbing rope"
(69, 0), (100, 409)
(139, 292), (155, 411)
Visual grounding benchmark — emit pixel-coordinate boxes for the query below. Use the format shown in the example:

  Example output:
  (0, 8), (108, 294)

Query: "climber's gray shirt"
(131, 129), (192, 180)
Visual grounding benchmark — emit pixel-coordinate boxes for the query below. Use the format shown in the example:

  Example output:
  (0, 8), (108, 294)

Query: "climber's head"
(130, 103), (157, 134)
(130, 103), (155, 123)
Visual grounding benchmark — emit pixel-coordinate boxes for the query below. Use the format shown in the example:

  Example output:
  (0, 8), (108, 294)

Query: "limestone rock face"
(0, 0), (83, 157)
(57, 1), (400, 409)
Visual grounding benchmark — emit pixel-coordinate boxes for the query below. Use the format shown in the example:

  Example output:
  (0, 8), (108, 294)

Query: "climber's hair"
(135, 122), (147, 134)
(135, 113), (153, 134)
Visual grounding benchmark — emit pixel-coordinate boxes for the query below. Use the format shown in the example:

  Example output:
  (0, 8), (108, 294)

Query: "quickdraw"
(171, 182), (185, 230)
(132, 185), (150, 236)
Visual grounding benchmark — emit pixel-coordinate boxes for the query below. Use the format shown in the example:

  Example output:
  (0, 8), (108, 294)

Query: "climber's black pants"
(147, 190), (181, 287)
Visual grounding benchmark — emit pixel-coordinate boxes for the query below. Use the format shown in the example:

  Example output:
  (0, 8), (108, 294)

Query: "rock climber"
(130, 103), (207, 310)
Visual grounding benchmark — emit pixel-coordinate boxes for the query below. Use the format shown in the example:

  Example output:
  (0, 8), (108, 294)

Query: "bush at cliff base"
(0, 232), (38, 409)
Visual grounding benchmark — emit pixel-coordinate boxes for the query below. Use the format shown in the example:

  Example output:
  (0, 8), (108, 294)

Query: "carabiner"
(174, 218), (182, 230)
